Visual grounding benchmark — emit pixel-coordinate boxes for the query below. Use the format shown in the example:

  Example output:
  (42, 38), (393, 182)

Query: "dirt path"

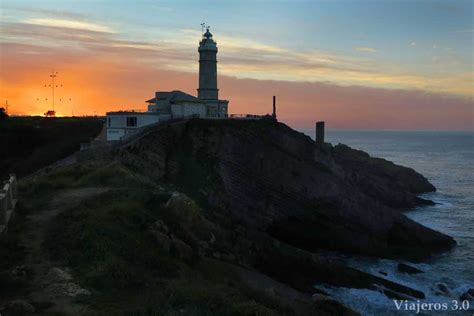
(19, 187), (109, 315)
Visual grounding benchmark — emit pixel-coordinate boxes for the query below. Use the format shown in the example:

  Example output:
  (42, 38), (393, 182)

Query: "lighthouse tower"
(198, 27), (218, 100)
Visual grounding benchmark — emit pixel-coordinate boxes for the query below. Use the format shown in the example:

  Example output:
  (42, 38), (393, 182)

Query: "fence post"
(0, 191), (7, 225)
(0, 175), (18, 234)
(10, 174), (17, 200)
(3, 183), (12, 210)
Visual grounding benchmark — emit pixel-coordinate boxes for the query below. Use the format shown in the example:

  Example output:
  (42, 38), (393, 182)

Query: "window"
(107, 117), (111, 127)
(126, 117), (137, 127)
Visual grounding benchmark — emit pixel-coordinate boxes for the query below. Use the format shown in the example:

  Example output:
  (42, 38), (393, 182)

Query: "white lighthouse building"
(106, 27), (229, 141)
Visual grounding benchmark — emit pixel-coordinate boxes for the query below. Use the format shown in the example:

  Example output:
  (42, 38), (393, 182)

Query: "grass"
(46, 189), (177, 288)
(80, 258), (291, 315)
(19, 161), (158, 197)
(7, 160), (295, 315)
(44, 189), (292, 315)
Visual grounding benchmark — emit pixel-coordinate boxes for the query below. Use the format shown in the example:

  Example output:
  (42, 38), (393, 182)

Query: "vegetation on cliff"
(1, 162), (350, 315)
(0, 119), (456, 315)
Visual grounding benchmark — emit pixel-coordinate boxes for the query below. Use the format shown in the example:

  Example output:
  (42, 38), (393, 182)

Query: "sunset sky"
(0, 0), (472, 130)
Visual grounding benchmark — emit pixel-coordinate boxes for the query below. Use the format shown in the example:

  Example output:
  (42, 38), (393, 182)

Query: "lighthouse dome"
(203, 28), (213, 39)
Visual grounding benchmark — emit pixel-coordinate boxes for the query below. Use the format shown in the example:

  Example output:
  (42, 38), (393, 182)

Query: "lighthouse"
(198, 27), (219, 100)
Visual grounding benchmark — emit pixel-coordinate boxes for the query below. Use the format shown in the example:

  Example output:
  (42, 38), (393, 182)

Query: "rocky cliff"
(4, 119), (458, 315)
(114, 119), (454, 259)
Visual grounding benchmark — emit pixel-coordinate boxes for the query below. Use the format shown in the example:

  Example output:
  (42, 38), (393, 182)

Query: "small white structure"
(106, 111), (164, 141)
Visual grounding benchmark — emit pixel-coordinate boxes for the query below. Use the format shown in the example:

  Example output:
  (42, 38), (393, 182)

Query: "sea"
(300, 130), (474, 316)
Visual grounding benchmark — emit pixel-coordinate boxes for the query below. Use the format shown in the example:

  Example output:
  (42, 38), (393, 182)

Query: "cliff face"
(8, 119), (458, 315)
(327, 144), (435, 207)
(116, 119), (454, 259)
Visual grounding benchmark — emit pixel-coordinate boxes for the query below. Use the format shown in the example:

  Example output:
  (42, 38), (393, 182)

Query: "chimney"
(316, 121), (325, 144)
(272, 96), (276, 118)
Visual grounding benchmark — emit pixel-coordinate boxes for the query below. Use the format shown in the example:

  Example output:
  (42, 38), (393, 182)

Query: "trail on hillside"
(19, 187), (109, 315)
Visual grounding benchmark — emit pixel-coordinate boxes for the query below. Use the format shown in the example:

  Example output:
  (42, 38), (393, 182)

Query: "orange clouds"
(3, 19), (473, 97)
(1, 38), (472, 130)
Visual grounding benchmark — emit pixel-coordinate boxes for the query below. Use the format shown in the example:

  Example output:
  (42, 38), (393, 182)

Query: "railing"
(228, 114), (275, 120)
(0, 174), (18, 235)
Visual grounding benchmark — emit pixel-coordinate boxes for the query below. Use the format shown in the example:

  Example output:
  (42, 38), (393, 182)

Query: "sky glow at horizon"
(0, 0), (472, 130)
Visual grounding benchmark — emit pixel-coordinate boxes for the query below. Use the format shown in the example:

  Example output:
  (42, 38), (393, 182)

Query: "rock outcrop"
(114, 119), (455, 259)
(460, 289), (474, 301)
(398, 263), (424, 274)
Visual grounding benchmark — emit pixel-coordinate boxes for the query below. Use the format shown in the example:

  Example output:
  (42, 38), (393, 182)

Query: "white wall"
(108, 115), (125, 128)
(107, 128), (126, 141)
(159, 114), (172, 121)
(137, 115), (160, 127)
(171, 103), (207, 118)
(219, 102), (228, 117)
(106, 113), (161, 141)
(107, 114), (160, 129)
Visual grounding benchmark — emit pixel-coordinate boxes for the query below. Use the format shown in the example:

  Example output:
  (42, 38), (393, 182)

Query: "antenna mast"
(50, 69), (58, 111)
(41, 69), (63, 116)
(44, 69), (63, 109)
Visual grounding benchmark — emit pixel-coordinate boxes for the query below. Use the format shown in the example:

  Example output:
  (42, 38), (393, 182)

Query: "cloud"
(410, 42), (417, 46)
(1, 42), (472, 130)
(1, 21), (472, 98)
(24, 18), (114, 33)
(220, 76), (474, 130)
(2, 5), (87, 20)
(355, 47), (378, 53)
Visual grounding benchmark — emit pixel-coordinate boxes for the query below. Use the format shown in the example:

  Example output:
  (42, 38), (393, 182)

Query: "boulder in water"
(398, 263), (423, 274)
(460, 288), (474, 301)
(435, 283), (450, 296)
(460, 292), (473, 301)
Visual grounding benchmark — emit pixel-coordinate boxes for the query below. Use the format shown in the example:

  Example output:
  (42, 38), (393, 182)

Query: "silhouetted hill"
(0, 117), (103, 179)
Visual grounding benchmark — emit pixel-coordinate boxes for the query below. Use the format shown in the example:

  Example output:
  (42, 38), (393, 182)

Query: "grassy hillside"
(0, 116), (103, 179)
(1, 162), (306, 315)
